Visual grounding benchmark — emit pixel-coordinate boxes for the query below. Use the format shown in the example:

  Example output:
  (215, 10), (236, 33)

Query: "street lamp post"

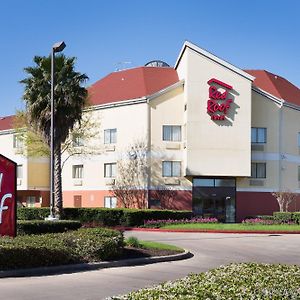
(48, 41), (66, 220)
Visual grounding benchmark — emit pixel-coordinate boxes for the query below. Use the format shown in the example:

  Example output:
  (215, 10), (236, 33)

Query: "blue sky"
(1, 0), (299, 116)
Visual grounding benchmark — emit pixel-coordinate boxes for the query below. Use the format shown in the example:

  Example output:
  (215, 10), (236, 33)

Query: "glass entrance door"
(192, 178), (236, 223)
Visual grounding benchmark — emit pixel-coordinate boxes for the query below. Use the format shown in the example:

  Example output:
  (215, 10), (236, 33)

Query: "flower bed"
(110, 263), (300, 299)
(143, 217), (218, 228)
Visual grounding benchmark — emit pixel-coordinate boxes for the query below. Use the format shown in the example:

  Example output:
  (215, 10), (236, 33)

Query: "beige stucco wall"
(62, 102), (148, 192)
(177, 47), (252, 177)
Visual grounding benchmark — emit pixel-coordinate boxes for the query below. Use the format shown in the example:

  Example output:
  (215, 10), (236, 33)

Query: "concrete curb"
(123, 227), (300, 234)
(0, 250), (193, 278)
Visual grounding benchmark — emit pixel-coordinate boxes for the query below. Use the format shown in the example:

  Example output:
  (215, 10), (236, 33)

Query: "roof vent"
(145, 60), (170, 68)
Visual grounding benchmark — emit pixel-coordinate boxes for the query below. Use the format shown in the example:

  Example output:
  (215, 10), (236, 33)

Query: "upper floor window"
(251, 162), (266, 178)
(72, 165), (83, 179)
(162, 161), (181, 177)
(104, 163), (116, 178)
(17, 165), (23, 179)
(104, 129), (117, 144)
(251, 128), (266, 144)
(163, 125), (181, 142)
(13, 134), (23, 149)
(72, 134), (84, 147)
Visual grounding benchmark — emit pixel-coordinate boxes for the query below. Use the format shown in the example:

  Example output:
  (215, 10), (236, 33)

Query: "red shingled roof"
(245, 70), (300, 106)
(0, 115), (14, 131)
(88, 66), (179, 106)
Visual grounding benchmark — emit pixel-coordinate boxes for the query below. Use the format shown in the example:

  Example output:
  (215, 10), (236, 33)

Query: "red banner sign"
(207, 78), (233, 121)
(0, 154), (16, 237)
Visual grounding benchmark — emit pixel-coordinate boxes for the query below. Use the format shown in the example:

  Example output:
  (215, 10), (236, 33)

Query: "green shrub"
(126, 236), (140, 248)
(17, 207), (50, 220)
(18, 207), (192, 227)
(256, 215), (274, 220)
(0, 228), (123, 270)
(111, 263), (300, 299)
(292, 212), (300, 224)
(17, 220), (82, 235)
(123, 209), (192, 227)
(273, 212), (293, 223)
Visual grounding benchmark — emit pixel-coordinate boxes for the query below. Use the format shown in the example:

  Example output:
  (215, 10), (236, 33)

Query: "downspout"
(146, 98), (151, 208)
(278, 100), (284, 192)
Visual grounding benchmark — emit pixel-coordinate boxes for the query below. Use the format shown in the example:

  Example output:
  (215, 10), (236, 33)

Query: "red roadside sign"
(0, 154), (17, 237)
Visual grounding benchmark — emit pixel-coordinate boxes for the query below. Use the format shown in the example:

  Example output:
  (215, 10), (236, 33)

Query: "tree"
(111, 140), (148, 209)
(20, 54), (88, 217)
(272, 191), (297, 212)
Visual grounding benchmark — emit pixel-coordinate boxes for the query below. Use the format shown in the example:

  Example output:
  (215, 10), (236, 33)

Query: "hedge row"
(17, 220), (82, 235)
(252, 212), (300, 224)
(0, 228), (123, 270)
(273, 212), (300, 224)
(17, 208), (192, 227)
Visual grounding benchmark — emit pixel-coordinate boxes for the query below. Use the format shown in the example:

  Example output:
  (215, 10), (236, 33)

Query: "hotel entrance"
(192, 178), (236, 222)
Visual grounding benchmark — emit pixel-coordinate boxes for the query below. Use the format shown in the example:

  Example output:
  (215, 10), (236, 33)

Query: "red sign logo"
(0, 155), (16, 237)
(207, 78), (233, 121)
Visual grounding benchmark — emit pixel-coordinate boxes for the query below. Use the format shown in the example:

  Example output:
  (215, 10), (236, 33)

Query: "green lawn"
(161, 223), (300, 232)
(125, 237), (184, 252)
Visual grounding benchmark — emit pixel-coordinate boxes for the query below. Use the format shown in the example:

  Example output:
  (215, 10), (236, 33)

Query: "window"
(298, 133), (300, 147)
(72, 165), (83, 178)
(26, 196), (36, 208)
(13, 134), (23, 149)
(251, 128), (266, 144)
(17, 165), (23, 179)
(104, 129), (117, 144)
(104, 163), (116, 178)
(251, 163), (266, 178)
(298, 166), (300, 181)
(162, 161), (181, 177)
(73, 134), (84, 147)
(104, 196), (117, 208)
(163, 125), (181, 142)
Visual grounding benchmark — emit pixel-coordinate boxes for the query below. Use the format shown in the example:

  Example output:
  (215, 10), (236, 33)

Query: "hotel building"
(1, 41), (300, 222)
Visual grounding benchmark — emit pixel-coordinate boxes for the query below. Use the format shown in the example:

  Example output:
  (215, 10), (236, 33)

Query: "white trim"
(236, 187), (276, 192)
(252, 152), (300, 164)
(147, 80), (184, 101)
(175, 41), (255, 81)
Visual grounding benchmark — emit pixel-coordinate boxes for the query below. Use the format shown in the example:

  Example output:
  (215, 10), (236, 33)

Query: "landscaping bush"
(17, 220), (82, 235)
(123, 209), (192, 227)
(0, 228), (123, 270)
(63, 208), (125, 226)
(17, 207), (50, 220)
(292, 212), (300, 224)
(18, 207), (192, 227)
(273, 212), (293, 223)
(110, 263), (300, 299)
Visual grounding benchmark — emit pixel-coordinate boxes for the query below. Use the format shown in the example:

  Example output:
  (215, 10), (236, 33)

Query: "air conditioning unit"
(105, 145), (116, 152)
(73, 179), (83, 186)
(105, 178), (115, 185)
(165, 143), (181, 150)
(164, 178), (180, 185)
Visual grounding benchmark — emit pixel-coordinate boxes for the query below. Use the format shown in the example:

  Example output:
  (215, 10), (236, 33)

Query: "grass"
(125, 237), (184, 252)
(161, 223), (300, 231)
(110, 263), (300, 299)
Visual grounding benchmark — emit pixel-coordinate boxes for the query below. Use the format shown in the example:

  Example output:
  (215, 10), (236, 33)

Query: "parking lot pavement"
(1, 232), (300, 300)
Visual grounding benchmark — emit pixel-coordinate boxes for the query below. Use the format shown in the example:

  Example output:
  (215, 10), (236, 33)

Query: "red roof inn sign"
(0, 154), (17, 237)
(207, 78), (233, 121)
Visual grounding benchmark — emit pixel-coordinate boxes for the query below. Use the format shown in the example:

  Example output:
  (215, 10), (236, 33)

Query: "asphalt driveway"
(0, 231), (300, 300)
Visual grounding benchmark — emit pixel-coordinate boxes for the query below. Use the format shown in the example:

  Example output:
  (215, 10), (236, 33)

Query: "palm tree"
(20, 55), (88, 217)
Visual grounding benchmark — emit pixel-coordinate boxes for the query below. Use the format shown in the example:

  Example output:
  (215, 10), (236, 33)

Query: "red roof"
(88, 66), (179, 106)
(0, 115), (14, 131)
(245, 70), (300, 106)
